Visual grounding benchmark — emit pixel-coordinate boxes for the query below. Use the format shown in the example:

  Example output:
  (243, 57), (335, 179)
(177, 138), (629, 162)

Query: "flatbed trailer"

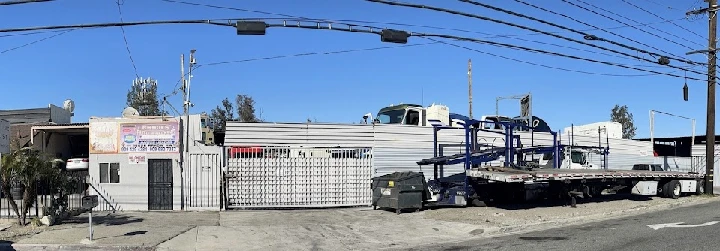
(419, 114), (707, 208)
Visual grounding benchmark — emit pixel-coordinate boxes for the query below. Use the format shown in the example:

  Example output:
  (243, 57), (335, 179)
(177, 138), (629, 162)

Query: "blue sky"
(0, 0), (711, 138)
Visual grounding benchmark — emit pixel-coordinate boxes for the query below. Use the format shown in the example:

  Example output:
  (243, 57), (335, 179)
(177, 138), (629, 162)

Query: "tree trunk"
(21, 183), (36, 226)
(1, 183), (21, 225)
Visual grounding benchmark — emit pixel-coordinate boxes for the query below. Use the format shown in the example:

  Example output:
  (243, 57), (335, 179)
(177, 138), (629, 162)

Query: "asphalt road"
(403, 199), (720, 251)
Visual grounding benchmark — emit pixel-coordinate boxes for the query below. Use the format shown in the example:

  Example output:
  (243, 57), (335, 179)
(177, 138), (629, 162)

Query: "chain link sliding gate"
(225, 146), (373, 209)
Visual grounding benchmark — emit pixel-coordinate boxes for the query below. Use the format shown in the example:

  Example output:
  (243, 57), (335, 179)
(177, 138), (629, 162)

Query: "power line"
(511, 0), (697, 65)
(160, 0), (692, 70)
(423, 37), (677, 77)
(0, 0), (53, 6)
(161, 0), (646, 63)
(160, 0), (686, 41)
(160, 42), (440, 99)
(115, 0), (140, 78)
(563, 0), (703, 49)
(202, 42), (439, 66)
(0, 19), (237, 33)
(0, 17), (705, 80)
(366, 0), (709, 78)
(413, 33), (704, 81)
(0, 29), (78, 38)
(620, 0), (705, 41)
(0, 29), (73, 54)
(455, 0), (702, 66)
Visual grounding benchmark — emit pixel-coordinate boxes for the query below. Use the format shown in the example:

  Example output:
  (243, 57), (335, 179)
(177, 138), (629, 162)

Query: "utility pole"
(179, 53), (186, 210)
(181, 54), (186, 115)
(707, 0), (717, 194)
(687, 0), (717, 194)
(468, 59), (473, 120)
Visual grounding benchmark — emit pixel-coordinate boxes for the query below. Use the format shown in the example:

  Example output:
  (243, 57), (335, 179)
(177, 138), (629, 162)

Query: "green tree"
(209, 94), (263, 131)
(236, 94), (262, 122)
(1, 147), (63, 225)
(209, 98), (234, 131)
(611, 104), (637, 139)
(126, 78), (164, 116)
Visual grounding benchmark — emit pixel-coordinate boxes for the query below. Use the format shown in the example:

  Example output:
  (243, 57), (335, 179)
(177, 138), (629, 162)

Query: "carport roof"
(31, 123), (89, 133)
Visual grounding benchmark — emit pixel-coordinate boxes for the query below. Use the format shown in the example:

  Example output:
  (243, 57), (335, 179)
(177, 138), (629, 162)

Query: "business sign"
(119, 122), (179, 153)
(0, 119), (9, 154)
(89, 121), (119, 154)
(128, 153), (147, 164)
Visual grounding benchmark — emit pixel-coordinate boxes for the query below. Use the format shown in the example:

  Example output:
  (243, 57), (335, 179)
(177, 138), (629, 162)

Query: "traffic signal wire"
(365, 0), (708, 76)
(0, 18), (707, 80)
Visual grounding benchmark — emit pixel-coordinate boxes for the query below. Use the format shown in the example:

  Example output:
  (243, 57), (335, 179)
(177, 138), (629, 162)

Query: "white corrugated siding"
(225, 122), (670, 175)
(224, 122), (375, 147)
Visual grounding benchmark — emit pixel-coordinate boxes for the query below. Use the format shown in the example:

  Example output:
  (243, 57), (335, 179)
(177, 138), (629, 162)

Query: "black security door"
(148, 159), (173, 210)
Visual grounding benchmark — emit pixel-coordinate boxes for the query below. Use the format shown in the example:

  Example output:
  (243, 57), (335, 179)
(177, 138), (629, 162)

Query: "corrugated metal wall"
(225, 122), (666, 175)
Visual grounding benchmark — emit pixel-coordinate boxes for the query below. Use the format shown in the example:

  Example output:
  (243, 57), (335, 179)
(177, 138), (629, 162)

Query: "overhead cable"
(365, 0), (708, 78)
(0, 18), (704, 80)
(563, 0), (703, 49)
(413, 33), (703, 81)
(620, 0), (705, 40)
(423, 37), (677, 77)
(0, 29), (73, 54)
(115, 0), (140, 78)
(0, 0), (53, 6)
(511, 0), (698, 65)
(455, 0), (702, 66)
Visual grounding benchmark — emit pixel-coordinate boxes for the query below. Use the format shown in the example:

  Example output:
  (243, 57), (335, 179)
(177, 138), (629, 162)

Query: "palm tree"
(1, 147), (60, 225)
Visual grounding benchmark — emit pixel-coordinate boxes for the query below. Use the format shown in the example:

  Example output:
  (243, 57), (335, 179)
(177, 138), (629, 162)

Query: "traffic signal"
(381, 29), (409, 44)
(236, 21), (267, 35)
(683, 83), (689, 101)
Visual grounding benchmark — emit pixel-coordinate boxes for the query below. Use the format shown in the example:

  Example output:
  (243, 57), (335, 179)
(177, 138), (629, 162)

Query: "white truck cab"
(368, 103), (461, 127)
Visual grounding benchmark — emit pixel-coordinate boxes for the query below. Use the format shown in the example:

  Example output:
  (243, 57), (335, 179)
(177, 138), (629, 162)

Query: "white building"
(563, 121), (623, 140)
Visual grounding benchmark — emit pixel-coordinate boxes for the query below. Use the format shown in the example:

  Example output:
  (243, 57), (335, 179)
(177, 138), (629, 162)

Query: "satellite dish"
(122, 107), (140, 117)
(63, 99), (75, 113)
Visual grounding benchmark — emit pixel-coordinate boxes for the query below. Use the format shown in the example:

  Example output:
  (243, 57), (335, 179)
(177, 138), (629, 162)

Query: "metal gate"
(148, 159), (173, 210)
(184, 153), (222, 210)
(225, 146), (373, 209)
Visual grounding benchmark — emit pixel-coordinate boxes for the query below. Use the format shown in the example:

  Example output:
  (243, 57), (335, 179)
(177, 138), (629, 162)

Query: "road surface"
(403, 198), (720, 251)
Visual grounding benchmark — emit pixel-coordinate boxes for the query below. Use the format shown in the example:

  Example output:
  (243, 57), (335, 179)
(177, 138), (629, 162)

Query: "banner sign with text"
(119, 122), (179, 153)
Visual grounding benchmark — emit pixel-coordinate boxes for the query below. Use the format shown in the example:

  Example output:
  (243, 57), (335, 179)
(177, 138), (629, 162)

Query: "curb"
(477, 196), (720, 238)
(4, 244), (155, 251)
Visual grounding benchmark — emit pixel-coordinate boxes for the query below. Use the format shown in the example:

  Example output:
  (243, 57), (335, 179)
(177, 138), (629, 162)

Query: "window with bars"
(99, 162), (120, 183)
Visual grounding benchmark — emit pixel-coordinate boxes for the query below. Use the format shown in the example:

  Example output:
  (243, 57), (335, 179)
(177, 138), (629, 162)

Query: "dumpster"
(371, 171), (429, 214)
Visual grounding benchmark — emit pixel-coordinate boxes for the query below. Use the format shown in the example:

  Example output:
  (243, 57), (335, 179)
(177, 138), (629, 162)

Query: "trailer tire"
(696, 180), (706, 195)
(665, 180), (681, 199)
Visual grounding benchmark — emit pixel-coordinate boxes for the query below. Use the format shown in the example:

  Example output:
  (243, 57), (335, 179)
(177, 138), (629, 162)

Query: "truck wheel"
(696, 180), (706, 195)
(667, 180), (681, 199)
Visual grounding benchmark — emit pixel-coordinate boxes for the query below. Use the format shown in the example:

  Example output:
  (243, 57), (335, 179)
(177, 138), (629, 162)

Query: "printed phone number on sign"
(120, 141), (178, 152)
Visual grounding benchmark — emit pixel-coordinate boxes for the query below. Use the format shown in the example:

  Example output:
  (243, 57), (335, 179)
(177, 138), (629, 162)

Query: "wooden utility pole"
(706, 0), (717, 194)
(468, 59), (473, 119)
(687, 0), (718, 194)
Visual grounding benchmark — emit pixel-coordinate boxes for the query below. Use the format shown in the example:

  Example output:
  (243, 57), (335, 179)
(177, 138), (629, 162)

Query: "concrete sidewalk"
(7, 211), (218, 251)
(3, 194), (719, 251)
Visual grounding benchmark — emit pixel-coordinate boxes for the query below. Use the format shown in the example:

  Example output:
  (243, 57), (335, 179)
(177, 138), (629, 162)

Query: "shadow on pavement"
(59, 213), (144, 226)
(492, 193), (653, 210)
(0, 240), (15, 251)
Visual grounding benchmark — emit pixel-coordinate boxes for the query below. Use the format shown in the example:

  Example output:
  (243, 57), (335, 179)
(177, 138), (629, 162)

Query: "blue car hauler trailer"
(418, 114), (706, 208)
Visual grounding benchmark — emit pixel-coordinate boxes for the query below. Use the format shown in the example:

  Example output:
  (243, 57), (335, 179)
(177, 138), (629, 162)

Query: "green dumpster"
(371, 171), (428, 214)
